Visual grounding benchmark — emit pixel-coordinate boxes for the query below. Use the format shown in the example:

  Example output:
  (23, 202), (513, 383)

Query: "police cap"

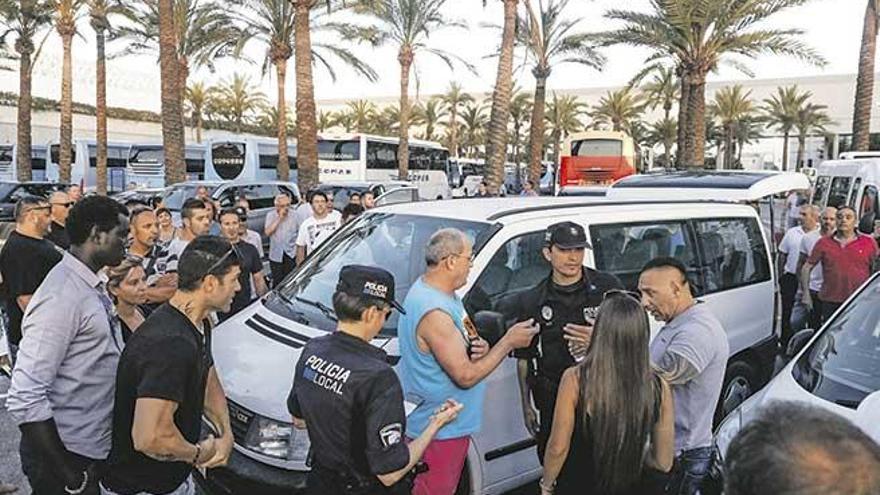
(544, 221), (591, 250)
(336, 265), (406, 314)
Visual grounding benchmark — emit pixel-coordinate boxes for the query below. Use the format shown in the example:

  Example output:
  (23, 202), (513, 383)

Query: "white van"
(811, 158), (880, 232)
(202, 194), (781, 494)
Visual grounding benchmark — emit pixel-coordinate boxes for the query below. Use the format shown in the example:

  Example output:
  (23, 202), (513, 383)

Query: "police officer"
(288, 265), (463, 495)
(500, 222), (622, 462)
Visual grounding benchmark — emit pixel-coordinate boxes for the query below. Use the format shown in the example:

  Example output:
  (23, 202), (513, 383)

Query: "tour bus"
(47, 139), (131, 192)
(201, 173), (806, 494)
(205, 137), (297, 183)
(0, 144), (50, 181)
(556, 130), (636, 194)
(127, 143), (208, 187)
(318, 133), (453, 200)
(810, 157), (880, 233)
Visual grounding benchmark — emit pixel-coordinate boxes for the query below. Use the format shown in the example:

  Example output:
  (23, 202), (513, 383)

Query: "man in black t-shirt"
(103, 236), (241, 495)
(0, 196), (61, 364)
(218, 208), (267, 321)
(288, 265), (462, 494)
(498, 222), (622, 464)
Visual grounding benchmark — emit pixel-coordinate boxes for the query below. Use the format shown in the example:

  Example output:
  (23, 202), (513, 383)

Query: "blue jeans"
(666, 447), (713, 495)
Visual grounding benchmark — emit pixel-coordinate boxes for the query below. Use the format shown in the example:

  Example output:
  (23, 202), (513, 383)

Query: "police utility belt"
(312, 462), (428, 495)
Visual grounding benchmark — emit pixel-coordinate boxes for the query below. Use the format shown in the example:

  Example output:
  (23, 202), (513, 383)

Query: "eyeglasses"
(51, 201), (75, 208)
(603, 289), (642, 302)
(205, 246), (237, 275)
(446, 252), (475, 264)
(25, 205), (51, 214)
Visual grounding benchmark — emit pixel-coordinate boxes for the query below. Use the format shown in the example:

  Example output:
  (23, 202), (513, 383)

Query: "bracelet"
(192, 443), (202, 466)
(539, 477), (555, 492)
(64, 470), (88, 495)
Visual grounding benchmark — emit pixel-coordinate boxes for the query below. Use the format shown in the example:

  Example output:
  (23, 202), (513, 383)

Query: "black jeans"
(807, 291), (823, 331)
(531, 375), (560, 463)
(19, 432), (102, 495)
(269, 253), (296, 288)
(779, 273), (799, 349)
(666, 447), (713, 495)
(821, 301), (842, 322)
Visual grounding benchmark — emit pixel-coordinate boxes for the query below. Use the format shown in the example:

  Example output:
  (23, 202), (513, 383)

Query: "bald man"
(46, 191), (72, 249)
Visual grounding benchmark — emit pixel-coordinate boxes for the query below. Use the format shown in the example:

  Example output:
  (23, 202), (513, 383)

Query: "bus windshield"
(130, 146), (163, 163)
(572, 139), (623, 157)
(318, 140), (360, 161)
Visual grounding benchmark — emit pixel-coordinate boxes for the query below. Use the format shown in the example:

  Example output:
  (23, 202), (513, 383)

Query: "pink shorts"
(409, 436), (470, 495)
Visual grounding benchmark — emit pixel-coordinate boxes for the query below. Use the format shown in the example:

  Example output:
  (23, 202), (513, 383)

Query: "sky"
(0, 0), (865, 112)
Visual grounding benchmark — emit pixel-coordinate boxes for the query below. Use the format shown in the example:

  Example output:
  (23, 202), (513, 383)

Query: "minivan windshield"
(792, 275), (880, 409)
(271, 212), (490, 336)
(162, 184), (218, 211)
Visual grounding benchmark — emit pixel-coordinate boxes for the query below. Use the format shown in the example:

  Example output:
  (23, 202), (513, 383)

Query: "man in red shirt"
(803, 206), (879, 321)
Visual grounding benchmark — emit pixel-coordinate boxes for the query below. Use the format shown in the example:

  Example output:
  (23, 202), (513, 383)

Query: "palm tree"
(52, 0), (84, 184)
(258, 105), (295, 135)
(485, 0), (518, 193)
(316, 109), (333, 133)
(88, 0), (128, 195)
(461, 103), (488, 159)
(413, 98), (447, 141)
(185, 81), (214, 143)
(440, 82), (473, 158)
(597, 0), (825, 168)
(710, 85), (754, 170)
(853, 0), (878, 152)
(359, 0), (471, 181)
(519, 0), (604, 184)
(640, 66), (679, 123)
(332, 110), (355, 133)
(508, 90), (532, 187)
(117, 0), (241, 183)
(795, 104), (833, 169)
(1, 0), (53, 182)
(762, 85), (812, 172)
(647, 117), (677, 168)
(374, 104), (418, 136)
(590, 87), (644, 135)
(213, 73), (268, 133)
(734, 116), (763, 167)
(545, 93), (585, 161)
(156, 0), (185, 184)
(346, 99), (377, 133)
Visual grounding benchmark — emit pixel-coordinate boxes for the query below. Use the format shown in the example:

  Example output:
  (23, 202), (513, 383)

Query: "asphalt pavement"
(0, 377), (27, 493)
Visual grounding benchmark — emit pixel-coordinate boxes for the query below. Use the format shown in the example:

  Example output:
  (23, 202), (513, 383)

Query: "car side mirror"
(859, 212), (877, 235)
(786, 328), (815, 359)
(473, 310), (506, 346)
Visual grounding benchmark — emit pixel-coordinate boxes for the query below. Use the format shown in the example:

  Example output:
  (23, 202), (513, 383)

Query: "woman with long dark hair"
(540, 291), (674, 495)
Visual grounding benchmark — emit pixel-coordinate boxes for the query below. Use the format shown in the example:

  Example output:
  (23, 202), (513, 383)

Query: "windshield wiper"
(295, 296), (338, 321)
(270, 291), (310, 325)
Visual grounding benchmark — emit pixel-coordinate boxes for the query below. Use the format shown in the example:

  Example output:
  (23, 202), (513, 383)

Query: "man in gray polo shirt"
(638, 257), (728, 495)
(264, 193), (298, 287)
(7, 196), (130, 495)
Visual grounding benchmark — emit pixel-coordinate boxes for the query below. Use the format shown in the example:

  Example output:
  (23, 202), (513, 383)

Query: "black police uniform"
(287, 265), (412, 495)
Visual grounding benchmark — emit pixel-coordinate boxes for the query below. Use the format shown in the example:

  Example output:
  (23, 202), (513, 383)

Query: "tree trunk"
(397, 47), (413, 181)
(675, 66), (690, 168)
(294, 0), (319, 195)
(196, 112), (202, 143)
(782, 130), (791, 171)
(276, 58), (291, 181)
(853, 0), (877, 151)
(684, 74), (707, 168)
(95, 28), (108, 195)
(723, 125), (733, 170)
(159, 0), (186, 185)
(177, 58), (189, 144)
(528, 70), (548, 186)
(796, 135), (806, 171)
(59, 32), (74, 184)
(485, 0), (517, 195)
(450, 106), (459, 158)
(16, 43), (33, 182)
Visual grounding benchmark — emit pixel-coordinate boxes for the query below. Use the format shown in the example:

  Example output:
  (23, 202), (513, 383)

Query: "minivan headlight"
(244, 415), (311, 461)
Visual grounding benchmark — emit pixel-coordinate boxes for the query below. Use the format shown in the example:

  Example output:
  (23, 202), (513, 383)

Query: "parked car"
(161, 180), (300, 250)
(314, 180), (417, 211)
(112, 187), (165, 209)
(200, 192), (784, 495)
(0, 181), (70, 222)
(715, 271), (880, 459)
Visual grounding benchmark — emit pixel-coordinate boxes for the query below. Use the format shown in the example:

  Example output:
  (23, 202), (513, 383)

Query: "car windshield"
(0, 183), (18, 201)
(318, 185), (369, 211)
(162, 185), (217, 211)
(792, 276), (880, 409)
(270, 212), (491, 336)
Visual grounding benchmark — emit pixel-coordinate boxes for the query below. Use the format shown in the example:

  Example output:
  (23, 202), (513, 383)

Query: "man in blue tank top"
(399, 228), (539, 495)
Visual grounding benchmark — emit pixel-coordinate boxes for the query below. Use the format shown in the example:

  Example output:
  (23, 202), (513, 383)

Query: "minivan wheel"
(715, 360), (756, 426)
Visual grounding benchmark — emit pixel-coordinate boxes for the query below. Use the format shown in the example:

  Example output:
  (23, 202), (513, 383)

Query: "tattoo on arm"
(655, 352), (700, 386)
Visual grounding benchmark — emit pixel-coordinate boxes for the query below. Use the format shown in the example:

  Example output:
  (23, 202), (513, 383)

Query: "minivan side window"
(827, 176), (852, 209)
(849, 178), (862, 208)
(465, 231), (550, 315)
(591, 221), (699, 294)
(811, 176), (830, 206)
(694, 218), (770, 293)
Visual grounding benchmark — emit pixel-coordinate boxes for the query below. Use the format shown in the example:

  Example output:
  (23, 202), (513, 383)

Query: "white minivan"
(202, 192), (783, 495)
(811, 158), (880, 233)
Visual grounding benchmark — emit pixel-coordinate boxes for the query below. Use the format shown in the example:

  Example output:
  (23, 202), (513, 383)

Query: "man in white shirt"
(797, 206), (837, 332)
(164, 198), (213, 273)
(296, 191), (341, 265)
(778, 204), (818, 349)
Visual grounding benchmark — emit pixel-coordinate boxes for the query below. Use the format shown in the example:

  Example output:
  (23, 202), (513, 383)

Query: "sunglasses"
(603, 289), (642, 302)
(51, 201), (75, 208)
(205, 246), (238, 275)
(25, 205), (51, 214)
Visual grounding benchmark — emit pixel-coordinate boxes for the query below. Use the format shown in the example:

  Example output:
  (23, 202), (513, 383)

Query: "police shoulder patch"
(379, 423), (403, 448)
